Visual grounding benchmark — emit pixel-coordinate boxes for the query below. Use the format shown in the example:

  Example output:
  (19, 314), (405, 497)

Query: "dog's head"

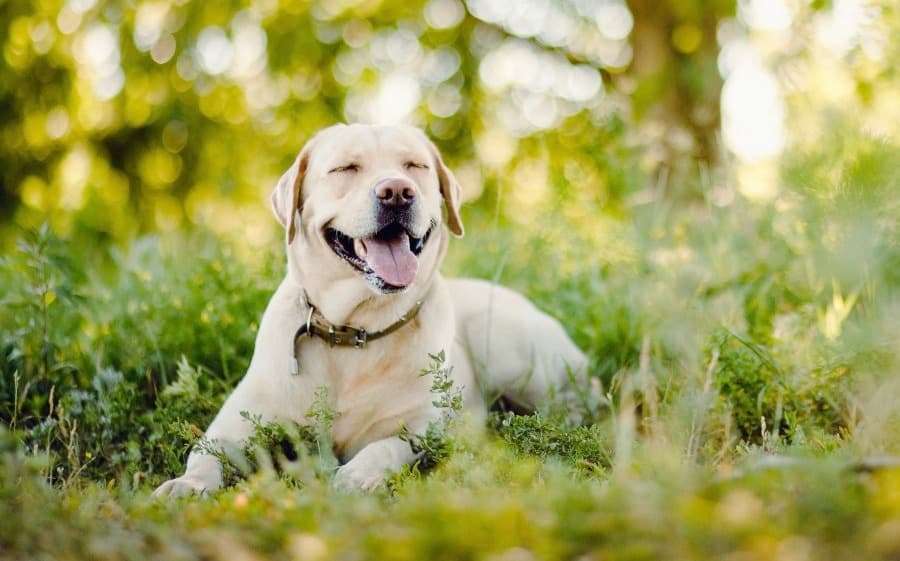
(271, 124), (463, 301)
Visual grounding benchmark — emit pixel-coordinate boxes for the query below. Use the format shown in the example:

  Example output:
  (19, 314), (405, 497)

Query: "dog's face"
(271, 124), (463, 297)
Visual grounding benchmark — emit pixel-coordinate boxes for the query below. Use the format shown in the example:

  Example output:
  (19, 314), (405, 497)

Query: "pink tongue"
(363, 233), (418, 287)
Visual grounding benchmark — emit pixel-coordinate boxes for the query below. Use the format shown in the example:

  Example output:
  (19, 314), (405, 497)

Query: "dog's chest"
(294, 339), (436, 457)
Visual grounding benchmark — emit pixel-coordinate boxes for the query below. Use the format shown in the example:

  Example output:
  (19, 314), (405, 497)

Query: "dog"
(153, 123), (591, 496)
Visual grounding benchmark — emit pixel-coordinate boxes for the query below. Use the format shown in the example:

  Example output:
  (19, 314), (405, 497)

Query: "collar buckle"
(353, 329), (367, 349)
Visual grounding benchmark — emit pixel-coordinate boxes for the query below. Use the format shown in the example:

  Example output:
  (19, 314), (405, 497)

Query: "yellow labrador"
(153, 124), (590, 496)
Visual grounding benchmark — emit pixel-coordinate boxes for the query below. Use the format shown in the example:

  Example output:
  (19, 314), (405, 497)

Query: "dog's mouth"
(325, 223), (432, 292)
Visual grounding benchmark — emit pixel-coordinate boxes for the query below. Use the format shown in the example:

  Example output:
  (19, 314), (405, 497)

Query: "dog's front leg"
(152, 448), (226, 498)
(153, 381), (267, 497)
(333, 436), (421, 491)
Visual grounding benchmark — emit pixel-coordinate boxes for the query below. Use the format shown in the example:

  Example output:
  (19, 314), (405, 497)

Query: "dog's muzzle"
(325, 178), (434, 293)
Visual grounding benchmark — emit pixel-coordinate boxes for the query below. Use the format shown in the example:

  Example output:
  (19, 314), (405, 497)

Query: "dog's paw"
(152, 476), (210, 498)
(333, 461), (386, 492)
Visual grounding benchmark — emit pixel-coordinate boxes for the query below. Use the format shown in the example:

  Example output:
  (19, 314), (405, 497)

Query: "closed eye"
(404, 162), (429, 170)
(329, 163), (361, 174)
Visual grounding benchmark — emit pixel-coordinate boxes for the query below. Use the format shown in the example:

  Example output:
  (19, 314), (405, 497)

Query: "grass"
(1, 130), (899, 559)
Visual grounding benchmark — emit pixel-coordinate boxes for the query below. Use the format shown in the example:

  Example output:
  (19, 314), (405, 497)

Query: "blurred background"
(2, 0), (897, 249)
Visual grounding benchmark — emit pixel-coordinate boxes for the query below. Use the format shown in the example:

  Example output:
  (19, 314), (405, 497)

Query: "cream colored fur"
(153, 124), (590, 496)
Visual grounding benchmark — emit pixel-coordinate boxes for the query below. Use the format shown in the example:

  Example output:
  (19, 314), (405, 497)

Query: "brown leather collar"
(290, 297), (423, 375)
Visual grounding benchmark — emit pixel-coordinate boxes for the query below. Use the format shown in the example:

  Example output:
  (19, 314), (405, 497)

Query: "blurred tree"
(627, 0), (733, 180)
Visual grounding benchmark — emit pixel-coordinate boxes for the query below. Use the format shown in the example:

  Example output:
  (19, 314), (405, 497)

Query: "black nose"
(374, 178), (416, 207)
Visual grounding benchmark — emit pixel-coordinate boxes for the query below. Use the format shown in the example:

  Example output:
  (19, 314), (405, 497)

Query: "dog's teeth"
(354, 238), (367, 259)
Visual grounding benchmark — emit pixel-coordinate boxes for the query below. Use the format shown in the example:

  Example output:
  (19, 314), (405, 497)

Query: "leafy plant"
(399, 351), (464, 473)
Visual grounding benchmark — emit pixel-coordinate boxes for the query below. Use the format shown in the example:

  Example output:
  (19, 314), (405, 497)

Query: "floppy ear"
(270, 141), (314, 244)
(424, 138), (464, 237)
